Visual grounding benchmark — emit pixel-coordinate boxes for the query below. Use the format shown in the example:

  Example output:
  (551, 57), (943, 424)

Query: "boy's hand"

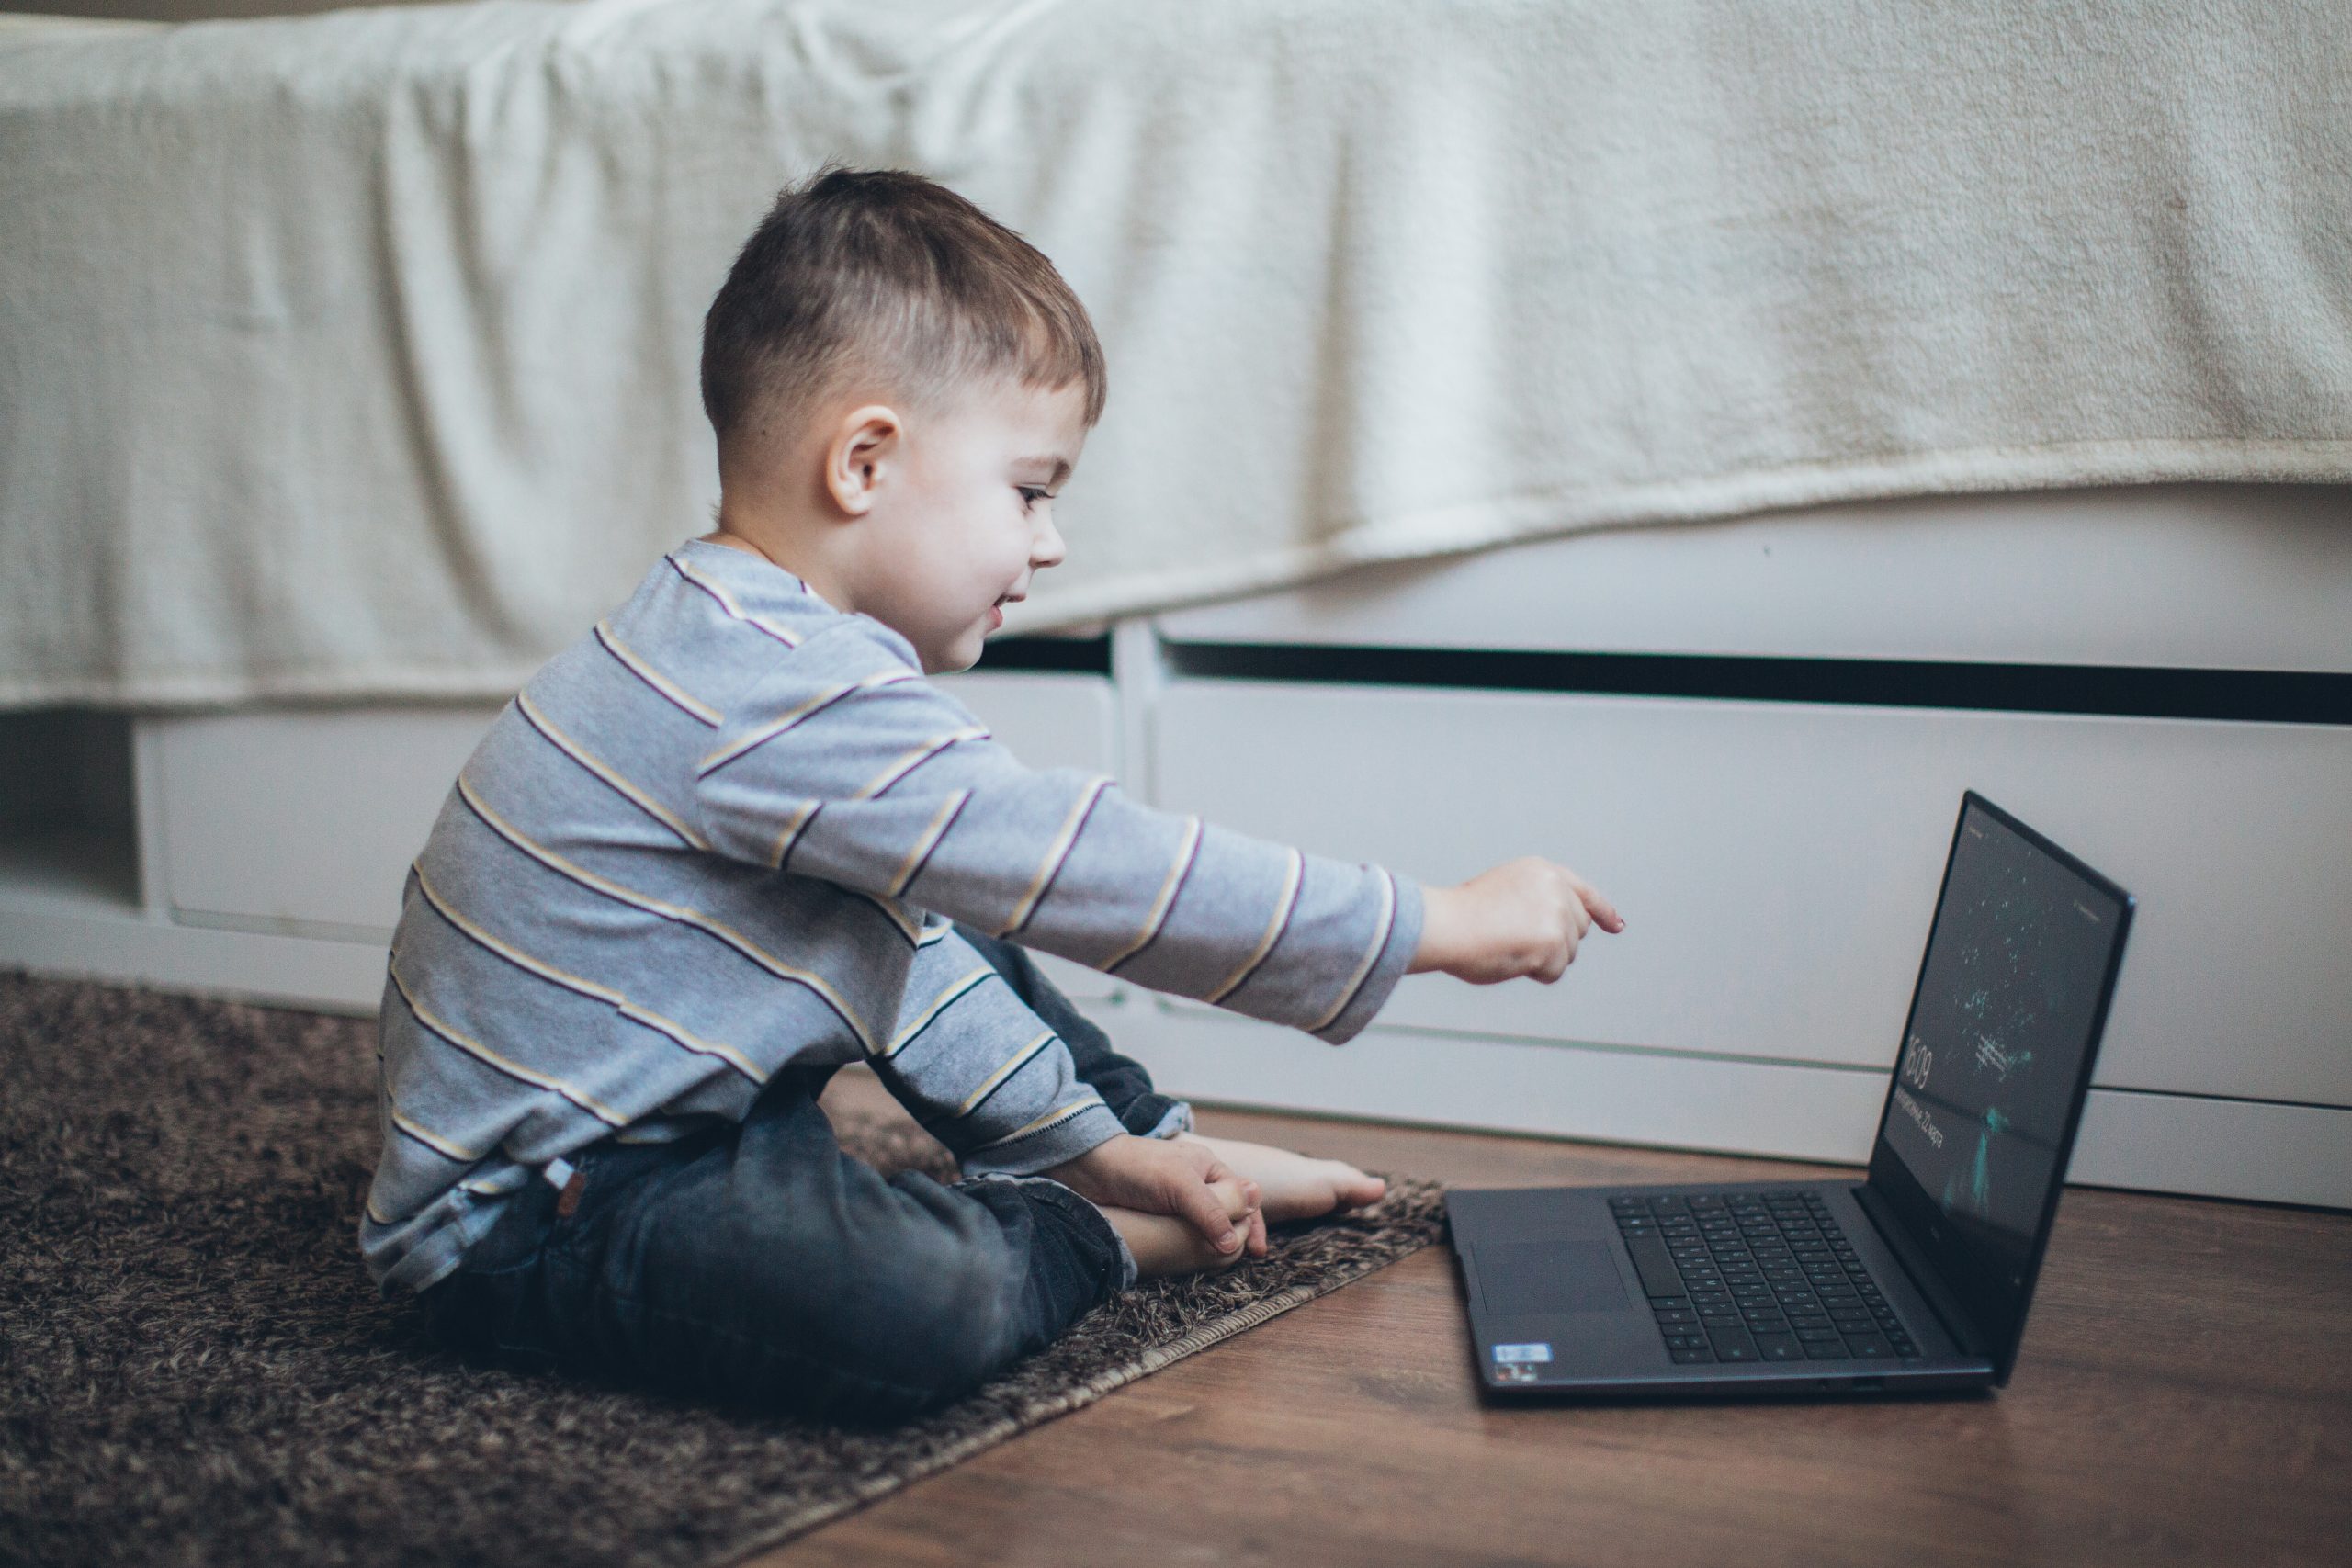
(1410, 857), (1624, 985)
(1044, 1134), (1265, 1258)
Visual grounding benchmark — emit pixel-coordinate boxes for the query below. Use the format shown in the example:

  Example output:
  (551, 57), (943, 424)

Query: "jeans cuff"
(970, 1171), (1139, 1293)
(1136, 1100), (1195, 1140)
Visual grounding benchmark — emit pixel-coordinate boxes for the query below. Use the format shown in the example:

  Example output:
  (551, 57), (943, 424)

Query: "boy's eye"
(1017, 487), (1050, 510)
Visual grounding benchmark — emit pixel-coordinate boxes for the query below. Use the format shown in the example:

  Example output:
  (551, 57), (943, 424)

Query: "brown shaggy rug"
(0, 971), (1444, 1568)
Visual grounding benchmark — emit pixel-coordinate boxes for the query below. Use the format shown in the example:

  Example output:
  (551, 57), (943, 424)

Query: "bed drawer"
(1155, 485), (2352, 671)
(1151, 680), (2352, 1108)
(147, 674), (1121, 974)
(148, 707), (503, 937)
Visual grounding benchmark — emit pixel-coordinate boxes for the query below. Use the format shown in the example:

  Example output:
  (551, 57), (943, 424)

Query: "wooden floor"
(763, 1090), (2351, 1568)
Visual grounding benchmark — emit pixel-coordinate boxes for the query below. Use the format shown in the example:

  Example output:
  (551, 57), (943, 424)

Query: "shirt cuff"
(1310, 871), (1426, 1044)
(956, 1097), (1127, 1179)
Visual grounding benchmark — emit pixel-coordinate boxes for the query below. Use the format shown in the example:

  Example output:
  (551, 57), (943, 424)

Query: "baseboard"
(2067, 1089), (2352, 1211)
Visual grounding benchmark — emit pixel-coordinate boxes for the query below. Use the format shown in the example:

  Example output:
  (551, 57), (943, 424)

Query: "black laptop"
(1446, 792), (2134, 1398)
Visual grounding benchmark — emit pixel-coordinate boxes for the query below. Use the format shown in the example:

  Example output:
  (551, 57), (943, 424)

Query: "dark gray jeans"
(419, 930), (1183, 1422)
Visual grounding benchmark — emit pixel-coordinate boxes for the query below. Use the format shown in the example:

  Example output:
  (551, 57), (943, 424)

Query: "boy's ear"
(825, 404), (902, 518)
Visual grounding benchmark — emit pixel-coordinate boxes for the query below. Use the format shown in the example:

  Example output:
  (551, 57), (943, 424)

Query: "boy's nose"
(1032, 516), (1067, 569)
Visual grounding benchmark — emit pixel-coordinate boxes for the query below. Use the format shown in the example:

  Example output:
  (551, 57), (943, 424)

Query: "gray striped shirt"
(360, 538), (1422, 1294)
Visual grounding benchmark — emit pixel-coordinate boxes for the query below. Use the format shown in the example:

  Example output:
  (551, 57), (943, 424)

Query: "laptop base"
(1448, 1181), (1997, 1401)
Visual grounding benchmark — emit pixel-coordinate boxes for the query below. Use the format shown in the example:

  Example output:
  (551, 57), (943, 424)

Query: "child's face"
(855, 378), (1085, 673)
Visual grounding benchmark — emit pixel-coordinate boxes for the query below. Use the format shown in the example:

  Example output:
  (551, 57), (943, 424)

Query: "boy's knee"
(826, 1175), (1118, 1406)
(752, 1175), (1039, 1410)
(817, 1203), (1040, 1406)
(622, 1156), (1114, 1416)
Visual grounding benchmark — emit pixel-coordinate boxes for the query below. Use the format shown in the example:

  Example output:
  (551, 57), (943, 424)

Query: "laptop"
(1446, 791), (2134, 1398)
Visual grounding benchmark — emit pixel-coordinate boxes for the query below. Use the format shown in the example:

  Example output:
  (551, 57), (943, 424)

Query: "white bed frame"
(6, 483), (2347, 1207)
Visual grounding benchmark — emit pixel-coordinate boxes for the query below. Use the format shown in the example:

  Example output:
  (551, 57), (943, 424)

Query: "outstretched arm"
(693, 623), (1421, 1043)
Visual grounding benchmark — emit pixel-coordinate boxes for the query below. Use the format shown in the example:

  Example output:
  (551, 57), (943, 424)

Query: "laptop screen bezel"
(1863, 791), (2135, 1383)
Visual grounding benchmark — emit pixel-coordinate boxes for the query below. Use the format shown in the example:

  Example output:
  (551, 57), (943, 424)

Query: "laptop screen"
(1867, 794), (2132, 1376)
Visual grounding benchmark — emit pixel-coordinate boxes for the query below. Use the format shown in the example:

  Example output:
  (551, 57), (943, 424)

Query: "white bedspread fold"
(4, 0), (2346, 706)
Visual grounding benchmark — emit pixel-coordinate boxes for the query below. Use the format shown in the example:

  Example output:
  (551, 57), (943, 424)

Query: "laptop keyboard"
(1610, 1191), (1919, 1366)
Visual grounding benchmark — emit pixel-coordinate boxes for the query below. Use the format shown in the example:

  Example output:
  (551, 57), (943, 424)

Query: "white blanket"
(3, 0), (2346, 707)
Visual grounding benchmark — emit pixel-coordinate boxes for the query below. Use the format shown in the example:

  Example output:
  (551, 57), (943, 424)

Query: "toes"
(1333, 1171), (1387, 1209)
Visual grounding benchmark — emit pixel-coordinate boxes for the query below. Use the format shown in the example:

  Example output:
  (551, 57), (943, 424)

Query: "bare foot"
(1176, 1134), (1386, 1224)
(1102, 1205), (1257, 1278)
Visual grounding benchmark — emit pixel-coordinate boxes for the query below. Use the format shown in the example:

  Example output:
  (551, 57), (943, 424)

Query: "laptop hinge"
(1851, 1182), (1991, 1363)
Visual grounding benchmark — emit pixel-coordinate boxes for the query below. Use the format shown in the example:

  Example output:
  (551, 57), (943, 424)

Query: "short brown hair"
(700, 167), (1107, 457)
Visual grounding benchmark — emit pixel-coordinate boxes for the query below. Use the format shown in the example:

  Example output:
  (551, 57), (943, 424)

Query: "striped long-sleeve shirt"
(360, 537), (1423, 1294)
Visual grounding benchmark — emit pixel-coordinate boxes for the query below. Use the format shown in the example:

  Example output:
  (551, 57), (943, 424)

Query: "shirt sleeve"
(691, 620), (1423, 1044)
(878, 924), (1127, 1175)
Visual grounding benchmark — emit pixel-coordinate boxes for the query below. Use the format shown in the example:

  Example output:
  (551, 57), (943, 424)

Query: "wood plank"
(765, 1088), (2352, 1568)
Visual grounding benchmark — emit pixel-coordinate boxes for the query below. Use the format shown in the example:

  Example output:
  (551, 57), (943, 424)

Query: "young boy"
(362, 167), (1622, 1420)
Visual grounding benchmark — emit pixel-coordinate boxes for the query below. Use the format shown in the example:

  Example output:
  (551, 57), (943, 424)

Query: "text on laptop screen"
(1875, 802), (2126, 1302)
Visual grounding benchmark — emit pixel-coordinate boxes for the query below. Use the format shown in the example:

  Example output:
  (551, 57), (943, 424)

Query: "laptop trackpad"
(1475, 1240), (1630, 1315)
